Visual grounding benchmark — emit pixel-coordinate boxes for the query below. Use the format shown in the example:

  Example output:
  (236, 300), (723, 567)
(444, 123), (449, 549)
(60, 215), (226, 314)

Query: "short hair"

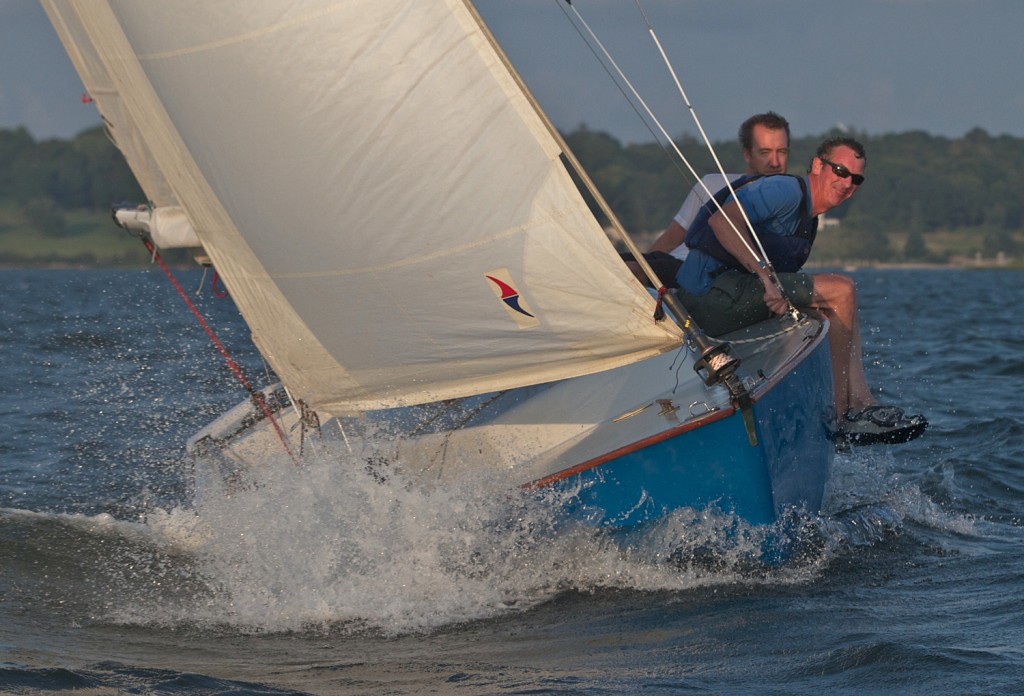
(738, 111), (791, 152)
(815, 136), (866, 163)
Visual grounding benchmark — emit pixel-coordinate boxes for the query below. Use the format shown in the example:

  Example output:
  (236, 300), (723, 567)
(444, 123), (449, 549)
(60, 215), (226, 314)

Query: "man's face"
(814, 145), (865, 210)
(743, 124), (789, 175)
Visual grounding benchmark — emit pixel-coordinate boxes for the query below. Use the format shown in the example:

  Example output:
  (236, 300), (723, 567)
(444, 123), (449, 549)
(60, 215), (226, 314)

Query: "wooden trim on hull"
(524, 312), (831, 496)
(522, 405), (736, 490)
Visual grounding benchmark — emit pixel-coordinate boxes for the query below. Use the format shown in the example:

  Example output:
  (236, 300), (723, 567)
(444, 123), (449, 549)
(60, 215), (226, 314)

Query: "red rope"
(653, 286), (667, 321)
(142, 240), (298, 464)
(211, 271), (229, 299)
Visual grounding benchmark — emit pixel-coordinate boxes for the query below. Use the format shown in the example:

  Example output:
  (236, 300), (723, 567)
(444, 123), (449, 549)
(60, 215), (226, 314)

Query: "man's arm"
(708, 202), (788, 315)
(648, 174), (730, 254)
(647, 219), (686, 254)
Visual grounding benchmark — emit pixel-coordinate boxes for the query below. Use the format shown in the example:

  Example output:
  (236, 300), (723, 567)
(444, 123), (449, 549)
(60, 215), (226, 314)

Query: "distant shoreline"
(2, 260), (1020, 272)
(807, 259), (1024, 271)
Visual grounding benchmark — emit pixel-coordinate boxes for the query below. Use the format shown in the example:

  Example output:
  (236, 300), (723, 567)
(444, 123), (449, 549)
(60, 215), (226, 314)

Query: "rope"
(140, 239), (299, 465)
(211, 270), (229, 299)
(706, 315), (807, 346)
(653, 286), (667, 321)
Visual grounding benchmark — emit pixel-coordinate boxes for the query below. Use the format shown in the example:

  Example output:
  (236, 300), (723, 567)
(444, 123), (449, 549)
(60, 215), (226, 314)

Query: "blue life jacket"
(683, 175), (817, 274)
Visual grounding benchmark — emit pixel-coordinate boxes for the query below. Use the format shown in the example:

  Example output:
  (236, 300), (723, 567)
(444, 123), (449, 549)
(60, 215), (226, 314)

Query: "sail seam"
(135, 5), (348, 60)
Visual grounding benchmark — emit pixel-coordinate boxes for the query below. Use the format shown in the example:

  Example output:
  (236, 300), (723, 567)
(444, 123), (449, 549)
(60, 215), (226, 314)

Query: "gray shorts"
(675, 270), (815, 337)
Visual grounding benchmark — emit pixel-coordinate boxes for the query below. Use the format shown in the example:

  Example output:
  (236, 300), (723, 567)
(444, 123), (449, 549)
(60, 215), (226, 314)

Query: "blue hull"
(555, 331), (834, 527)
(190, 319), (835, 533)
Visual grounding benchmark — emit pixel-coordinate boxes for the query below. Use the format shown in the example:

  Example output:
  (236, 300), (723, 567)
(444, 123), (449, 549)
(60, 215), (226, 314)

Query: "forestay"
(40, 0), (683, 414)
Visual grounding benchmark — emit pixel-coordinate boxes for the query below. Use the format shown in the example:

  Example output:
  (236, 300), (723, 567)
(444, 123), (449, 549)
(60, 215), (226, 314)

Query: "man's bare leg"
(809, 273), (874, 421)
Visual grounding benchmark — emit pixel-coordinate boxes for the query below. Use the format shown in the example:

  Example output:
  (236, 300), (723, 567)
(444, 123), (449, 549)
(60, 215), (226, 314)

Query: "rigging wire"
(630, 2), (770, 264)
(552, 1), (692, 185)
(559, 3), (709, 214)
(561, 0), (795, 314)
(559, 2), (753, 256)
(630, 1), (796, 317)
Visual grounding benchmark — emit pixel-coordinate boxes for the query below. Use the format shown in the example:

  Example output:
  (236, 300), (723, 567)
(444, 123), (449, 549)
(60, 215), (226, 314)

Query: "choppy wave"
(0, 663), (307, 695)
(6, 269), (1024, 695)
(0, 434), (985, 639)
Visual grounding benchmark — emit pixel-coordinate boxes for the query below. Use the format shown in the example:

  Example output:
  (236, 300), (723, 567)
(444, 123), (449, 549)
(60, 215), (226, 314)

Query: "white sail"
(41, 0), (683, 414)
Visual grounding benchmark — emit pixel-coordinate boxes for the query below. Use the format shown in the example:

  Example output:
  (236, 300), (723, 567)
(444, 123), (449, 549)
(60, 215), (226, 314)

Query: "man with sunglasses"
(675, 136), (927, 445)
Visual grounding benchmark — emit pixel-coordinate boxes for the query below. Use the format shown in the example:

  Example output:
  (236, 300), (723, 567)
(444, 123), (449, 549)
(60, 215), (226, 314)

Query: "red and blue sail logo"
(486, 275), (534, 318)
(485, 269), (539, 329)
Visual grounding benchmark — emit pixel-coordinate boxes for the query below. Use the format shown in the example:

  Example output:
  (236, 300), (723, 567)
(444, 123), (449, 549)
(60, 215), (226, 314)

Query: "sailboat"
(42, 1), (834, 529)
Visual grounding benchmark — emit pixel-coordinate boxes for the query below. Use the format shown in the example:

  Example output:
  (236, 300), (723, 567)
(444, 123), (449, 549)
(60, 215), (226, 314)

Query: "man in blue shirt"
(676, 136), (926, 444)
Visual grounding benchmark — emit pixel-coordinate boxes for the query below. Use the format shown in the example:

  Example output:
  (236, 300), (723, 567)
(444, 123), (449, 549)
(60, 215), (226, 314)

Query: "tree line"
(566, 125), (1023, 262)
(3, 124), (1021, 262)
(0, 126), (143, 236)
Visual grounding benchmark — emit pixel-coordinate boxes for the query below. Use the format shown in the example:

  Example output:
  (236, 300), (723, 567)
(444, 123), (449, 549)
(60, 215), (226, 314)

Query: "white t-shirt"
(669, 172), (742, 261)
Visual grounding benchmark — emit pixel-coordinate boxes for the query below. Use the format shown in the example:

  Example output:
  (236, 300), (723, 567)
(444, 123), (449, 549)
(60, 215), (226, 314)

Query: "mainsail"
(41, 0), (683, 414)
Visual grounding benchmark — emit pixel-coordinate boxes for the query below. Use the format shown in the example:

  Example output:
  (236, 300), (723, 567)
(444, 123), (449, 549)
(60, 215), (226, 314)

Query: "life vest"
(683, 175), (817, 274)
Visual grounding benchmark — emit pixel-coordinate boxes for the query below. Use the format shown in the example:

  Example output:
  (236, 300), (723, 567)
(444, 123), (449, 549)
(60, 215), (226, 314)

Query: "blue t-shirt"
(676, 175), (811, 296)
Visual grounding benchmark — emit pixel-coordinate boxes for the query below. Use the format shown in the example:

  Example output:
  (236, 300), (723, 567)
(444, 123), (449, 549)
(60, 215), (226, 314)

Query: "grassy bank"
(0, 207), (151, 266)
(1, 205), (1020, 270)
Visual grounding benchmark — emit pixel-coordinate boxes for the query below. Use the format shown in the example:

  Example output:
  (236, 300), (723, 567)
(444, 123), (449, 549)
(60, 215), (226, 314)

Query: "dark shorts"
(620, 251), (683, 288)
(675, 270), (815, 337)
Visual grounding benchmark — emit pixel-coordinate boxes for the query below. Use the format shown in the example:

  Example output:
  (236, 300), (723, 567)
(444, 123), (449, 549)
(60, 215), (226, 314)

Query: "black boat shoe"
(836, 405), (928, 447)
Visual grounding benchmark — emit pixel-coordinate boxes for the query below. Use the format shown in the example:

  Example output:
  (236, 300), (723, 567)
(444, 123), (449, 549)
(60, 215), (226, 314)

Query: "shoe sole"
(841, 419), (928, 447)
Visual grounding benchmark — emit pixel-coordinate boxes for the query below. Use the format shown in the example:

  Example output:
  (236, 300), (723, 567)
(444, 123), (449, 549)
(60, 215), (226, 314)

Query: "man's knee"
(812, 273), (856, 305)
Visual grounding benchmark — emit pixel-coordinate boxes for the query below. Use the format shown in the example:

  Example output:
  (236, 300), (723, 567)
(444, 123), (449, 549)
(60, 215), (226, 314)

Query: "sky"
(3, 1), (1023, 146)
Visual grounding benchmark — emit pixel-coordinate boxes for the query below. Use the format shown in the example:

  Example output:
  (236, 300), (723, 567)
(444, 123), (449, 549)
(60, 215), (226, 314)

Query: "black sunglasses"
(819, 157), (865, 186)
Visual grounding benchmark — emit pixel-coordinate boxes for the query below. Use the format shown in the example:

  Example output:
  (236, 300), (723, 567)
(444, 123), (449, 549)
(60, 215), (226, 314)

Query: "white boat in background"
(42, 1), (834, 530)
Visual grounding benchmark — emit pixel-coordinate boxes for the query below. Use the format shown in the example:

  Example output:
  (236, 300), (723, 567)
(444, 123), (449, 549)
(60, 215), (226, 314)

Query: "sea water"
(1, 267), (1022, 695)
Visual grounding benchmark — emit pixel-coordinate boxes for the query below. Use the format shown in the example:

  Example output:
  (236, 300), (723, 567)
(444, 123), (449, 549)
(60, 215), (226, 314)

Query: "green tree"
(4, 123), (1024, 264)
(22, 197), (67, 237)
(983, 229), (1018, 257)
(844, 225), (891, 261)
(903, 230), (929, 261)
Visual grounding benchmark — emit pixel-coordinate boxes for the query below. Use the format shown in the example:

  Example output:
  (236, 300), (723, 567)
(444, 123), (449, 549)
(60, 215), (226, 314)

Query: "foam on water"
(3, 437), (978, 638)
(121, 448), (694, 634)
(74, 440), (833, 634)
